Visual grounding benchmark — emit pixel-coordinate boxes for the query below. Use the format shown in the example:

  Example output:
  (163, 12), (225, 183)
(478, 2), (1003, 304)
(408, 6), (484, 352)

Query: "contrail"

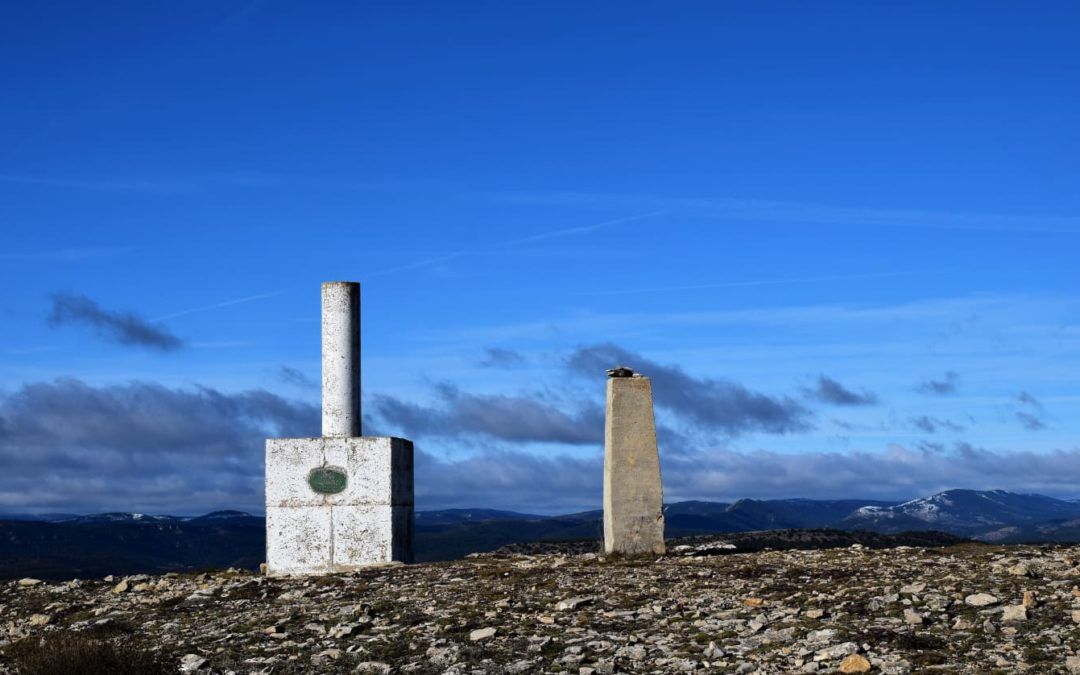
(488, 190), (1080, 235)
(368, 251), (469, 277)
(370, 210), (668, 276)
(153, 291), (282, 321)
(577, 269), (950, 297)
(497, 210), (668, 247)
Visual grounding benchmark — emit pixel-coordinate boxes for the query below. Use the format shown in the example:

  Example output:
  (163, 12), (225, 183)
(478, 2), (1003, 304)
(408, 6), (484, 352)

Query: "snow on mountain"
(844, 489), (1080, 533)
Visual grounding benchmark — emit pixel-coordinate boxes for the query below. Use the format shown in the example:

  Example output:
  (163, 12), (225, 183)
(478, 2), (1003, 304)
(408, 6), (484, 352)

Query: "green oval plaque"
(308, 467), (347, 495)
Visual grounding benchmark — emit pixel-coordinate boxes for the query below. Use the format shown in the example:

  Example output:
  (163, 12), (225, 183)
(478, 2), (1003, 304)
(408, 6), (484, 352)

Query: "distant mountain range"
(0, 510), (255, 524)
(4, 489), (1080, 579)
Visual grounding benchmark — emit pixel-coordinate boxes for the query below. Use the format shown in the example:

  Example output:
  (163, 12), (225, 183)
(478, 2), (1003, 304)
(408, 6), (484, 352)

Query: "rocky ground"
(3, 540), (1080, 674)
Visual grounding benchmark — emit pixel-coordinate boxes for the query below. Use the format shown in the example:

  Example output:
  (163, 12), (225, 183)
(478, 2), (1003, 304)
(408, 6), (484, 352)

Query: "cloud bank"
(0, 378), (316, 513)
(566, 343), (811, 435)
(416, 442), (1080, 512)
(0, 339), (1071, 513)
(373, 384), (603, 445)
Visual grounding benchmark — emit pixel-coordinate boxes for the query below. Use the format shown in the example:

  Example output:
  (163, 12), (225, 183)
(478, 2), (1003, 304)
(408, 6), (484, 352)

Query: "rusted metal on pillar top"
(321, 281), (361, 438)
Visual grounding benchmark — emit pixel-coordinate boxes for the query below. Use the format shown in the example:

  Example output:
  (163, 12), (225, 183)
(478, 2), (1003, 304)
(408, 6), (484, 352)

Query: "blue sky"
(2, 1), (1079, 514)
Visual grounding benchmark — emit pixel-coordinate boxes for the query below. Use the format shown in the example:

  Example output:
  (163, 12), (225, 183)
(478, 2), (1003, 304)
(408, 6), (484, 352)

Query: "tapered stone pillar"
(265, 282), (413, 575)
(603, 367), (665, 555)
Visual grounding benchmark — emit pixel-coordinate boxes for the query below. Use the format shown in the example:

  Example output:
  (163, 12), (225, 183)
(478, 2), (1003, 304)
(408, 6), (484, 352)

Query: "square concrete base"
(265, 436), (413, 575)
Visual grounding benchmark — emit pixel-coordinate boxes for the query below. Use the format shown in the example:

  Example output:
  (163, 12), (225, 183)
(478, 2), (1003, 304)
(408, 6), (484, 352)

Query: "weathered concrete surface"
(265, 436), (414, 574)
(265, 281), (414, 575)
(603, 372), (665, 555)
(321, 281), (360, 437)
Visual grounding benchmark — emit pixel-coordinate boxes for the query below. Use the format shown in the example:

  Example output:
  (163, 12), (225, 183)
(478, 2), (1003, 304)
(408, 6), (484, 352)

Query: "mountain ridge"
(4, 489), (1080, 579)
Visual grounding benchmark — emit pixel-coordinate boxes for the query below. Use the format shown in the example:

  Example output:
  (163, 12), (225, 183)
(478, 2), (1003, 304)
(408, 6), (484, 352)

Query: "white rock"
(704, 641), (726, 659)
(179, 654), (208, 672)
(965, 593), (999, 607)
(556, 596), (594, 611)
(181, 592), (213, 607)
(807, 629), (838, 643)
(1001, 604), (1027, 622)
(17, 578), (42, 587)
(814, 642), (859, 661)
(616, 644), (648, 661)
(330, 623), (361, 639)
(426, 646), (459, 665)
(903, 609), (924, 625)
(470, 627), (497, 642)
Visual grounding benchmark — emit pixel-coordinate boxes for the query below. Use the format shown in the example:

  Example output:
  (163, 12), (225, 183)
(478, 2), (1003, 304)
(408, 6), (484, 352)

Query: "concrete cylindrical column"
(321, 282), (361, 437)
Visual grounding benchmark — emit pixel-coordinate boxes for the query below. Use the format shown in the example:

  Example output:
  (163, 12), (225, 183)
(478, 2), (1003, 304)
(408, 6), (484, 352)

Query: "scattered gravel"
(2, 541), (1080, 673)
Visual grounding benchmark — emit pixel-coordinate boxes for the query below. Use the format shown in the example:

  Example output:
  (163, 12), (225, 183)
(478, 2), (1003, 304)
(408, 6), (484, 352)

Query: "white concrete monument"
(265, 282), (414, 575)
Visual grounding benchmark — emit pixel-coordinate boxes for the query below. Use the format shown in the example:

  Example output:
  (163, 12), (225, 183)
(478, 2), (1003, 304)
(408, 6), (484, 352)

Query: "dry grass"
(5, 631), (171, 675)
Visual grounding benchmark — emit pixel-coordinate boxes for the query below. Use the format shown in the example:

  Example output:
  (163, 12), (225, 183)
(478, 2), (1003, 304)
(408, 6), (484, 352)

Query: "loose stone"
(814, 642), (858, 661)
(838, 653), (873, 673)
(965, 593), (998, 607)
(470, 627), (498, 642)
(1002, 604), (1028, 622)
(179, 654), (208, 672)
(556, 595), (594, 611)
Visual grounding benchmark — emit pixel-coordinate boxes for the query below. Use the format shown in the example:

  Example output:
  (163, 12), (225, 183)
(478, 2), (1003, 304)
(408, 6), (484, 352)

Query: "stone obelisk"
(603, 366), (665, 555)
(264, 282), (414, 575)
